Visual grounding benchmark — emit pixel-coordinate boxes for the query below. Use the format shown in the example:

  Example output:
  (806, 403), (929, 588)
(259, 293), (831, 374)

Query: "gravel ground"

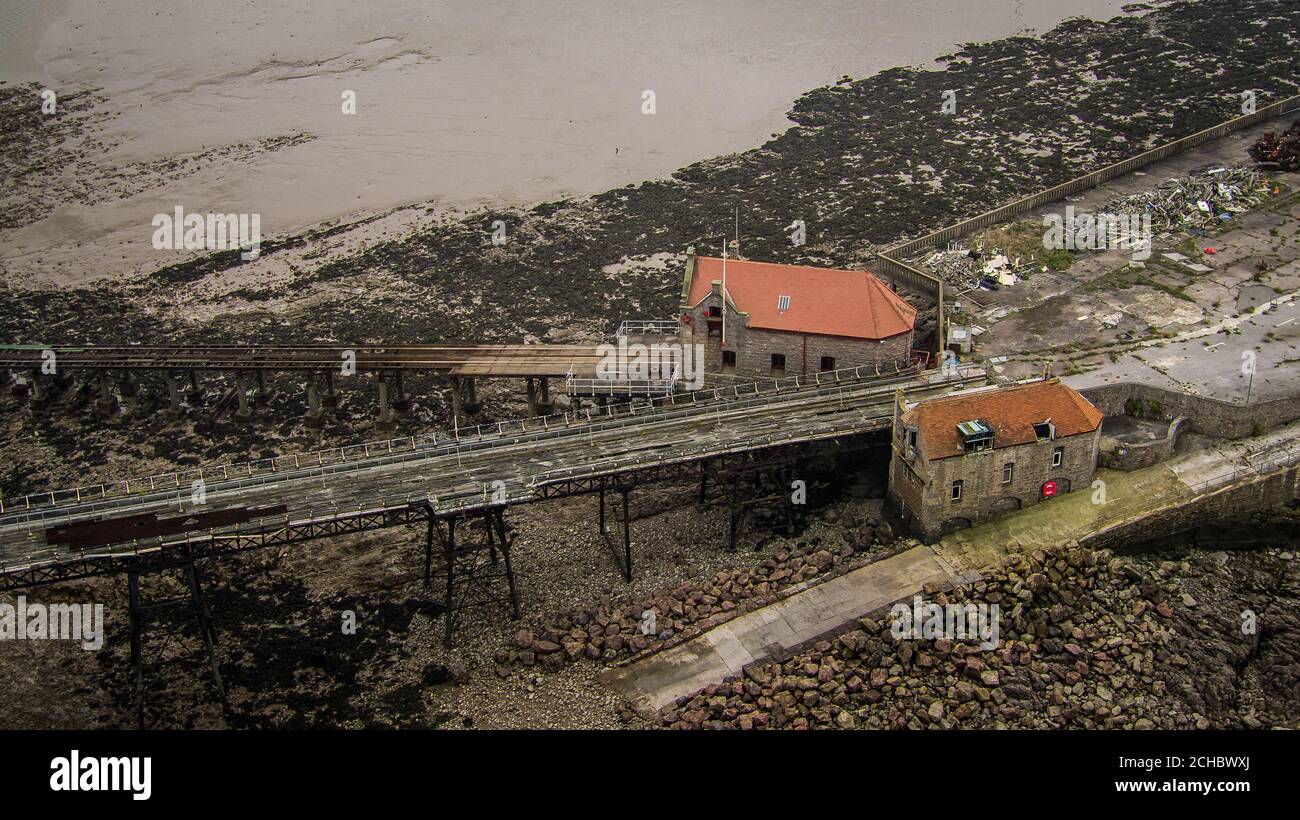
(0, 454), (901, 729)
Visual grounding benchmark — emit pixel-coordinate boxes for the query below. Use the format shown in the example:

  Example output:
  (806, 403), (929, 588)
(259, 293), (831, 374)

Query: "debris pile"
(1249, 120), (1300, 172)
(1099, 164), (1272, 234)
(913, 243), (1034, 291)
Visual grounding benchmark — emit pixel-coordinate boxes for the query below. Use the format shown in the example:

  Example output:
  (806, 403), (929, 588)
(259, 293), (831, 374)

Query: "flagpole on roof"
(721, 234), (727, 345)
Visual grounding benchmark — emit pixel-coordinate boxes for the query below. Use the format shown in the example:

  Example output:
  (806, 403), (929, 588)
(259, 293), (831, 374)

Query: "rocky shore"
(654, 516), (1300, 729)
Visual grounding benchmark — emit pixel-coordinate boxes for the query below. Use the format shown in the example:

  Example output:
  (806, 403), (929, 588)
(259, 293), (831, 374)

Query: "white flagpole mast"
(721, 234), (727, 345)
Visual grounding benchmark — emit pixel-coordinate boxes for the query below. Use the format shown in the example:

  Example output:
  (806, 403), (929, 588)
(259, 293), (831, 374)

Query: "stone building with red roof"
(887, 379), (1104, 542)
(677, 252), (917, 380)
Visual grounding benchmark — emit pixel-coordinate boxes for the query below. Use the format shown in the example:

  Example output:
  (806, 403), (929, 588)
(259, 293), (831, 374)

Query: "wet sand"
(1, 0), (1133, 284)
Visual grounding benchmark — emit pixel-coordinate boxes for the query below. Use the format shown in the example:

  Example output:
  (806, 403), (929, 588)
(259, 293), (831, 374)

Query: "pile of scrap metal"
(1249, 120), (1300, 172)
(1099, 164), (1272, 234)
(917, 245), (977, 286)
(913, 242), (1033, 291)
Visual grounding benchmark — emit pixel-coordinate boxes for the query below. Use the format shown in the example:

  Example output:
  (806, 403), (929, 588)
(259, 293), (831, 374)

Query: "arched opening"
(940, 516), (972, 535)
(991, 496), (1022, 514)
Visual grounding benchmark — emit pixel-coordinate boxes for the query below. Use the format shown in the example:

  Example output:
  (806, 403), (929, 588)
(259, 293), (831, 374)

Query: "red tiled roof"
(686, 256), (916, 340)
(901, 380), (1103, 461)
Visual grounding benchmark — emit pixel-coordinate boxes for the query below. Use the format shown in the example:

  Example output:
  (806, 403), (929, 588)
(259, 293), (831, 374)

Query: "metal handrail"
(616, 319), (680, 337)
(0, 358), (966, 516)
(566, 360), (681, 396)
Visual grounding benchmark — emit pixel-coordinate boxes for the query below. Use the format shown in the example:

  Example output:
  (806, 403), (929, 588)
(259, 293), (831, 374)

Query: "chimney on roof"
(711, 280), (722, 296)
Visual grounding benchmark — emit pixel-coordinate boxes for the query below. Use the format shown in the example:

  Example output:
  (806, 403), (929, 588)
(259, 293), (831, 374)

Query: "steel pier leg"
(423, 511), (434, 587)
(728, 473), (741, 551)
(443, 518), (457, 648)
(493, 509), (520, 619)
(781, 468), (796, 535)
(127, 572), (144, 730)
(620, 486), (632, 582)
(182, 550), (227, 708)
(598, 477), (606, 536)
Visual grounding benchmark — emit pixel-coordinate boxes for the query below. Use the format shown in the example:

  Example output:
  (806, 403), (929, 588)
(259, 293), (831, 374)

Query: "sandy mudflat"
(0, 0), (1132, 284)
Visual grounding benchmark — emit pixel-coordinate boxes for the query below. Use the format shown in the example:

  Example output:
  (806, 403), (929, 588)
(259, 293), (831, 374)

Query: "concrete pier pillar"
(450, 376), (463, 427)
(376, 376), (397, 433)
(96, 371), (120, 416)
(536, 376), (554, 415)
(525, 377), (538, 416)
(233, 373), (254, 423)
(187, 370), (203, 404)
(305, 376), (325, 428)
(29, 369), (49, 405)
(164, 371), (185, 418)
(391, 370), (410, 412)
(322, 371), (339, 409)
(463, 376), (480, 415)
(118, 370), (140, 398)
(254, 370), (270, 405)
(9, 369), (28, 399)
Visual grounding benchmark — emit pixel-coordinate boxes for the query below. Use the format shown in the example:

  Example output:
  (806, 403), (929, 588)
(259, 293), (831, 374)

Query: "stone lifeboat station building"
(677, 253), (918, 379)
(887, 379), (1104, 542)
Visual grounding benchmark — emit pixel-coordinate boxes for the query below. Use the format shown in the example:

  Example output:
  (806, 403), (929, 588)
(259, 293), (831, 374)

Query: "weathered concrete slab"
(601, 546), (954, 714)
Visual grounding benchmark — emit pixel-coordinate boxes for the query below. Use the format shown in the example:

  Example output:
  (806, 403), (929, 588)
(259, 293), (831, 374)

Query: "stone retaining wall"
(1099, 416), (1188, 471)
(1081, 382), (1300, 439)
(1083, 464), (1300, 551)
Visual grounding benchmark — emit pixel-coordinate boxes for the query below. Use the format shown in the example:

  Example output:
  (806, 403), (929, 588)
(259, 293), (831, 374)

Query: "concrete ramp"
(602, 546), (957, 714)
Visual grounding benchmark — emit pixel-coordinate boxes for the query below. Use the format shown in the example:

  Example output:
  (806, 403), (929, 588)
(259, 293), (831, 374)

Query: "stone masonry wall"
(680, 280), (913, 380)
(1083, 465), (1300, 550)
(1081, 382), (1300, 439)
(1098, 416), (1188, 472)
(735, 327), (912, 378)
(890, 428), (1101, 542)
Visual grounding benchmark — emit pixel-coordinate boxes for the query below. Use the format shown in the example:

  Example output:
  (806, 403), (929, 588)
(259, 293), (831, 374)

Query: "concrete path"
(604, 419), (1300, 714)
(601, 546), (957, 713)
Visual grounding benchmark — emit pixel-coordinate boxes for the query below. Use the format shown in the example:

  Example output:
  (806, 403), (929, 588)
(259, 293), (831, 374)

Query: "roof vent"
(777, 294), (791, 311)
